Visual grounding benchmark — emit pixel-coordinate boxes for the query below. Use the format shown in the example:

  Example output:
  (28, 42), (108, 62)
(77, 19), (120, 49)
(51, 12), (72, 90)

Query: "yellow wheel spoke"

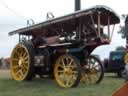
(22, 60), (29, 64)
(90, 74), (98, 83)
(16, 49), (21, 57)
(83, 73), (90, 84)
(68, 65), (76, 69)
(93, 74), (99, 80)
(21, 68), (27, 75)
(58, 73), (66, 81)
(88, 75), (93, 84)
(12, 65), (19, 69)
(24, 56), (29, 61)
(22, 52), (27, 58)
(61, 59), (66, 68)
(72, 75), (77, 80)
(65, 75), (75, 87)
(15, 70), (21, 76)
(19, 70), (24, 77)
(19, 49), (24, 56)
(81, 74), (87, 83)
(71, 71), (77, 74)
(57, 63), (64, 69)
(65, 78), (71, 86)
(69, 59), (73, 65)
(58, 70), (64, 73)
(88, 74), (92, 84)
(18, 70), (25, 79)
(21, 64), (28, 72)
(65, 57), (69, 64)
(11, 58), (19, 61)
(21, 64), (27, 70)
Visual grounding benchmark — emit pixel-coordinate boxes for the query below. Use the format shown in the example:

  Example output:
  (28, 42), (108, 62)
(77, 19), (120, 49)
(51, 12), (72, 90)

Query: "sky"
(0, 0), (127, 59)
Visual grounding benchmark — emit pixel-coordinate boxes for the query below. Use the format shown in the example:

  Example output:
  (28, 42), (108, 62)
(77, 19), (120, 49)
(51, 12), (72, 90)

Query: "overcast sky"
(0, 0), (127, 59)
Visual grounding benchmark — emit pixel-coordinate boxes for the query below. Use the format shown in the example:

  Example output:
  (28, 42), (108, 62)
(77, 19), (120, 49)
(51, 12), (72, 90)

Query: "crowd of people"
(0, 58), (9, 69)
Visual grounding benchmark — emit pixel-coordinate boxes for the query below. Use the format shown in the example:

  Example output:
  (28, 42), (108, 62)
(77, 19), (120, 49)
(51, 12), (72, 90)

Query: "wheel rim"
(54, 55), (79, 88)
(81, 57), (102, 84)
(10, 44), (30, 81)
(124, 52), (128, 64)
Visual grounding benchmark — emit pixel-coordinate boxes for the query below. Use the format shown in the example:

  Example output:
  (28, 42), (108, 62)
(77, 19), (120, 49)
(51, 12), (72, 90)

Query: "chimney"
(75, 0), (81, 11)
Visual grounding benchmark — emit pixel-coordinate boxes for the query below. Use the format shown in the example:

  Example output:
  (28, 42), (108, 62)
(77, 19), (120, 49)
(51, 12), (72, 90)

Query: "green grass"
(0, 70), (125, 96)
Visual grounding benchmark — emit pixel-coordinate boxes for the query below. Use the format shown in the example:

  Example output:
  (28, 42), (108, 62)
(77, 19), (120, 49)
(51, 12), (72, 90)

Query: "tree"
(118, 15), (128, 48)
(118, 25), (128, 38)
(118, 15), (128, 38)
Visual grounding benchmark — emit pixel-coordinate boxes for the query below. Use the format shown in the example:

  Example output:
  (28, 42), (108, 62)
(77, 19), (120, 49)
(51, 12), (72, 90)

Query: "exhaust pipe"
(75, 0), (81, 11)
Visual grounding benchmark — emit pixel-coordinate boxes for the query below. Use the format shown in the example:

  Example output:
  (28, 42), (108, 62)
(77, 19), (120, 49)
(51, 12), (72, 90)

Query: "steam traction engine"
(9, 5), (120, 88)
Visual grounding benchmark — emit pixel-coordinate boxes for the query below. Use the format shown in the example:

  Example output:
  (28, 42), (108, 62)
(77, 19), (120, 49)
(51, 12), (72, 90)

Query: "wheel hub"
(64, 68), (71, 75)
(18, 57), (23, 66)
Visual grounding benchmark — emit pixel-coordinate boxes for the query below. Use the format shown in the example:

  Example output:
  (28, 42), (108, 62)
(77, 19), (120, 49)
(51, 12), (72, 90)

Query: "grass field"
(0, 70), (125, 96)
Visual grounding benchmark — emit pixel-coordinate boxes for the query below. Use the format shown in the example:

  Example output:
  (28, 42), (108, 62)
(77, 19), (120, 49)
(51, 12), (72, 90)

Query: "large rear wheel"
(10, 42), (35, 81)
(81, 55), (104, 84)
(54, 54), (81, 88)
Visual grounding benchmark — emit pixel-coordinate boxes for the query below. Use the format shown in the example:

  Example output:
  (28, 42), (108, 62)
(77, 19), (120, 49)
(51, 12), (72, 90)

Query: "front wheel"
(81, 55), (104, 84)
(54, 54), (81, 88)
(10, 42), (35, 81)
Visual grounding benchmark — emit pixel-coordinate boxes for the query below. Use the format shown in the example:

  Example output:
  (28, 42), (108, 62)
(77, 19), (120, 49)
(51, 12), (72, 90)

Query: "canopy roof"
(9, 5), (120, 36)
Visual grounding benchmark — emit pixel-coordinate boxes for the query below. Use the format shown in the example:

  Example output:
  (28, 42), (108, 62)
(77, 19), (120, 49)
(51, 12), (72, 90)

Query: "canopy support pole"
(110, 24), (115, 42)
(97, 12), (101, 37)
(108, 16), (110, 40)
